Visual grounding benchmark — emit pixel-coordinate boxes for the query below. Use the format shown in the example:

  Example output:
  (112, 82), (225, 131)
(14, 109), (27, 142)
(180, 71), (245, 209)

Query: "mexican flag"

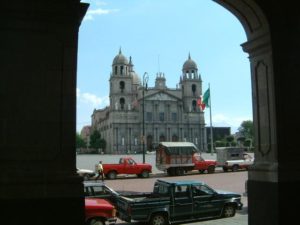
(201, 88), (210, 110)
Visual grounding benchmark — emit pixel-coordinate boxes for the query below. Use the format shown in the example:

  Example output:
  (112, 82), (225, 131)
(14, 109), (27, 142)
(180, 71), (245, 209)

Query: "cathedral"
(91, 49), (207, 154)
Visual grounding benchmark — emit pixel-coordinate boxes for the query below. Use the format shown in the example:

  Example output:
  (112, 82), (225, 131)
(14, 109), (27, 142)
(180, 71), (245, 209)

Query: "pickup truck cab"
(99, 157), (152, 179)
(85, 198), (117, 225)
(116, 179), (243, 225)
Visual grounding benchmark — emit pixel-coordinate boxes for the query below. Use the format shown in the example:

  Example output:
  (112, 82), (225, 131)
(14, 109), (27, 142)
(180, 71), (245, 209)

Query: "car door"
(191, 184), (223, 218)
(124, 158), (137, 174)
(170, 185), (193, 220)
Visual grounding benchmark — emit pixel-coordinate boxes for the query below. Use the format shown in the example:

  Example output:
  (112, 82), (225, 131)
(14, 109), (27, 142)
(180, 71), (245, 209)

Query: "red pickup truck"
(85, 198), (117, 225)
(100, 157), (152, 179)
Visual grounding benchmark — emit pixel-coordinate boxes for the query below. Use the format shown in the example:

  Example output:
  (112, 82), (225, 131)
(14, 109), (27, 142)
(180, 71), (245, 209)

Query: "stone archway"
(213, 1), (278, 225)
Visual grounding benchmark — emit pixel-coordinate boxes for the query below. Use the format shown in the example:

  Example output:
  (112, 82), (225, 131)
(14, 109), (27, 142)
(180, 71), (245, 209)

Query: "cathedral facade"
(91, 49), (207, 154)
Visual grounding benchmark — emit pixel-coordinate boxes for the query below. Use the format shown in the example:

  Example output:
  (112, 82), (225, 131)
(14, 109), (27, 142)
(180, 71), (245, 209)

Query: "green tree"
(238, 120), (254, 139)
(76, 132), (86, 148)
(89, 130), (106, 152)
(238, 120), (254, 150)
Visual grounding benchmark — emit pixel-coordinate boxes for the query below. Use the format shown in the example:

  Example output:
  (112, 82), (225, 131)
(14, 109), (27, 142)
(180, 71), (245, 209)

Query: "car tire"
(107, 171), (117, 179)
(223, 166), (228, 172)
(150, 213), (167, 225)
(83, 174), (89, 181)
(222, 204), (236, 217)
(207, 165), (215, 174)
(89, 219), (104, 225)
(175, 167), (184, 176)
(140, 170), (150, 178)
(232, 165), (239, 172)
(199, 170), (205, 174)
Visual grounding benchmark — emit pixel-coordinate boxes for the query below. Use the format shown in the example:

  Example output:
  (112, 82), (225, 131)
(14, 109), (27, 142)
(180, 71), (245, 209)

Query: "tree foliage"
(238, 120), (254, 139)
(76, 132), (87, 148)
(89, 130), (106, 151)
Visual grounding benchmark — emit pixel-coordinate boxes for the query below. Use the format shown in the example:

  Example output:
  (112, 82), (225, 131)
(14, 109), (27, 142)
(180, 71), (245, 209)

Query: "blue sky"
(77, 0), (253, 134)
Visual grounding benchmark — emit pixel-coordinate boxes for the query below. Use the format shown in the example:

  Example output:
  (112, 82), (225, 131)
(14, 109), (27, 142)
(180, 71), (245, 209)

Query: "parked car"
(85, 197), (117, 225)
(216, 147), (254, 172)
(77, 168), (96, 180)
(96, 157), (152, 179)
(116, 179), (243, 225)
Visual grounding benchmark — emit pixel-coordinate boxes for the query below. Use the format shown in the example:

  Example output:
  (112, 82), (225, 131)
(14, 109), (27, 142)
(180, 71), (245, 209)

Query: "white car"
(77, 168), (96, 180)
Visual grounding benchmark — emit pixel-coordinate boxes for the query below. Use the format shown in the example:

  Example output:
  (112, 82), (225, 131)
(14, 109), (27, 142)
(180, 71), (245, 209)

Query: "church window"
(159, 112), (165, 122)
(192, 100), (197, 112)
(120, 81), (125, 92)
(120, 98), (125, 110)
(114, 66), (117, 75)
(120, 66), (124, 75)
(172, 135), (178, 142)
(134, 137), (138, 146)
(172, 112), (177, 122)
(146, 112), (152, 121)
(192, 84), (196, 96)
(192, 70), (195, 78)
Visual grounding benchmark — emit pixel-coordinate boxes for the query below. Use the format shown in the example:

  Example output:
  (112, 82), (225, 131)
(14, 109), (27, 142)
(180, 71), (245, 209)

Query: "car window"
(92, 186), (108, 195)
(192, 184), (215, 196)
(175, 185), (190, 198)
(84, 187), (92, 196)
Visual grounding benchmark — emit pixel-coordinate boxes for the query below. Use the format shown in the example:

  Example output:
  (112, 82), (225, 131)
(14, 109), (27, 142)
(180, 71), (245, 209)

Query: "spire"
(119, 47), (122, 54)
(188, 52), (191, 60)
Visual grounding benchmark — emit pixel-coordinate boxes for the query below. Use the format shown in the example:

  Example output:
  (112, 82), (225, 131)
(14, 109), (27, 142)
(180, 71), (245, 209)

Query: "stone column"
(0, 1), (88, 225)
(242, 34), (278, 225)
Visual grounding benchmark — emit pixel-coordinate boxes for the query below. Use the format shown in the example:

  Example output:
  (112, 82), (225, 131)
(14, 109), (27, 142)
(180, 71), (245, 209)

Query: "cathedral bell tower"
(180, 53), (202, 112)
(109, 49), (134, 111)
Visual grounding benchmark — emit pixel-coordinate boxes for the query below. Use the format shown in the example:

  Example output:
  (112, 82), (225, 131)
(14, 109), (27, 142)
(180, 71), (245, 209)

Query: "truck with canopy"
(156, 142), (217, 176)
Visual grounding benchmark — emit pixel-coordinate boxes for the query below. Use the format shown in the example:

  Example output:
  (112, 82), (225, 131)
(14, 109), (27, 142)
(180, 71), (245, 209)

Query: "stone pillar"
(242, 34), (278, 225)
(0, 1), (88, 225)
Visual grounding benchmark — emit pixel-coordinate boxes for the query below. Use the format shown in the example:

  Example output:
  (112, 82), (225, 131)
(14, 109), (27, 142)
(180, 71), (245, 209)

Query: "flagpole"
(209, 83), (214, 155)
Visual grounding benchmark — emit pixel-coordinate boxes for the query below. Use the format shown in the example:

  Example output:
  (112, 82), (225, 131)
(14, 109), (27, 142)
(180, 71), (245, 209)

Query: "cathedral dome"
(113, 49), (129, 65)
(131, 72), (141, 85)
(182, 53), (198, 70)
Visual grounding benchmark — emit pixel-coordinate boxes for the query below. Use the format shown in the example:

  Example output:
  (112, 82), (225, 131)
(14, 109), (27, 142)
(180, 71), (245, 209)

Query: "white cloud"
(206, 113), (252, 133)
(77, 88), (109, 107)
(83, 7), (119, 21)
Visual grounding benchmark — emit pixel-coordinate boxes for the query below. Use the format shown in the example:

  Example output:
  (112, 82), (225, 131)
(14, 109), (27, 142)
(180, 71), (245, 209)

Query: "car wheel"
(83, 174), (90, 181)
(207, 165), (215, 174)
(199, 170), (205, 174)
(89, 219), (104, 225)
(232, 165), (239, 172)
(175, 168), (184, 176)
(107, 171), (117, 179)
(150, 213), (167, 225)
(223, 166), (228, 172)
(222, 204), (236, 217)
(140, 170), (150, 178)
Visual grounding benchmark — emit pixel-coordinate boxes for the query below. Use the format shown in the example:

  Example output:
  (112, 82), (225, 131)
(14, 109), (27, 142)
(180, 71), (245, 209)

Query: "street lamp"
(142, 72), (149, 163)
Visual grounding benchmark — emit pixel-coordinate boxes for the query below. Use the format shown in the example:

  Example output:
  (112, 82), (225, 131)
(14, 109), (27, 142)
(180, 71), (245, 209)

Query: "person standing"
(95, 160), (104, 181)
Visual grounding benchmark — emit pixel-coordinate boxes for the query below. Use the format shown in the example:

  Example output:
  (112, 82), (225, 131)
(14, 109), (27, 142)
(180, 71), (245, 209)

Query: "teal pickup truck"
(116, 179), (243, 225)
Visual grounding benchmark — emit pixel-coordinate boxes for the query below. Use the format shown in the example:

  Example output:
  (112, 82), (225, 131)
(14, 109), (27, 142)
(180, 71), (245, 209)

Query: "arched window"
(192, 84), (196, 96)
(172, 135), (179, 142)
(120, 66), (124, 75)
(114, 66), (117, 75)
(159, 135), (165, 142)
(192, 100), (197, 112)
(120, 81), (125, 92)
(120, 98), (125, 110)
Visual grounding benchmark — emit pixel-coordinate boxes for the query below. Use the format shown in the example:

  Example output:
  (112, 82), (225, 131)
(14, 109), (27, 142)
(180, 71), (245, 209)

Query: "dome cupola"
(113, 48), (129, 65)
(182, 53), (198, 71)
